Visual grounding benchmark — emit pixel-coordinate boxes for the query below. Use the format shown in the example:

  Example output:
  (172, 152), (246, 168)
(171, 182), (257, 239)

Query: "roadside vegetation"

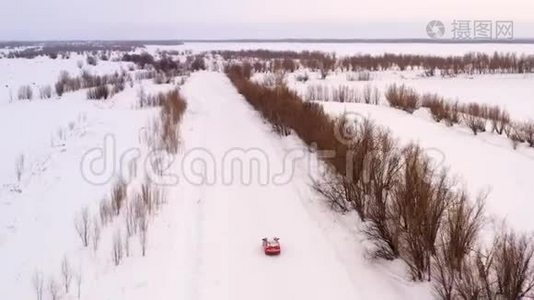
(227, 64), (534, 299)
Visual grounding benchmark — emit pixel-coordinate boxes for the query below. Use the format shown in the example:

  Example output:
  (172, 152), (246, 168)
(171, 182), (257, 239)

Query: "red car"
(262, 237), (281, 255)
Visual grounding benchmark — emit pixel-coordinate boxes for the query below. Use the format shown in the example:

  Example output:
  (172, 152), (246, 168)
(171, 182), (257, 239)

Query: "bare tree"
(125, 200), (137, 237)
(363, 84), (372, 104)
(112, 230), (123, 266)
(99, 198), (112, 226)
(32, 271), (44, 300)
(48, 277), (59, 300)
(519, 121), (534, 147)
(124, 233), (130, 257)
(74, 207), (91, 247)
(111, 180), (127, 215)
(394, 145), (453, 281)
(140, 182), (154, 215)
(461, 103), (487, 135)
(432, 193), (485, 299)
(18, 85), (33, 100)
(312, 170), (352, 213)
(75, 271), (82, 300)
(488, 106), (510, 135)
(493, 230), (534, 299)
(371, 87), (380, 105)
(363, 130), (403, 260)
(15, 153), (25, 184)
(139, 209), (149, 256)
(39, 85), (52, 99)
(385, 84), (420, 113)
(61, 256), (72, 293)
(505, 122), (524, 149)
(92, 217), (101, 252)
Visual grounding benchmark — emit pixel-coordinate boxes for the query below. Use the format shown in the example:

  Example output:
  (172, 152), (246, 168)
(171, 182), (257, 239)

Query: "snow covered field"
(285, 70), (534, 120)
(0, 53), (178, 298)
(1, 42), (534, 299)
(0, 54), (132, 105)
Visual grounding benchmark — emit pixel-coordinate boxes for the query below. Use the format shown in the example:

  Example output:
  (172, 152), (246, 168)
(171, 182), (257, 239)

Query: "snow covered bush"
(505, 123), (524, 149)
(461, 103), (487, 135)
(112, 230), (123, 266)
(385, 84), (419, 113)
(32, 271), (44, 300)
(47, 277), (60, 300)
(491, 230), (534, 298)
(15, 153), (25, 185)
(39, 85), (52, 99)
(347, 71), (371, 81)
(86, 85), (110, 100)
(488, 106), (510, 135)
(421, 93), (448, 122)
(139, 209), (149, 256)
(111, 180), (127, 216)
(61, 256), (72, 293)
(189, 55), (206, 71)
(518, 121), (534, 147)
(99, 198), (113, 225)
(305, 84), (329, 102)
(312, 169), (352, 213)
(159, 89), (187, 153)
(332, 85), (360, 103)
(18, 85), (33, 100)
(362, 84), (372, 104)
(86, 55), (98, 66)
(295, 72), (309, 82)
(432, 195), (485, 298)
(92, 217), (101, 252)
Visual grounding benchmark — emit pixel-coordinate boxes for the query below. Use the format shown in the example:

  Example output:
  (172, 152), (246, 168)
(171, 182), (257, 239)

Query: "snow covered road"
(178, 71), (429, 300)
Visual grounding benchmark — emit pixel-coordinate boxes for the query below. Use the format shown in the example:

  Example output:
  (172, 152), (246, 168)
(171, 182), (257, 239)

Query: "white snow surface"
(0, 70), (430, 299)
(285, 70), (534, 120)
(0, 54), (133, 105)
(0, 78), (176, 299)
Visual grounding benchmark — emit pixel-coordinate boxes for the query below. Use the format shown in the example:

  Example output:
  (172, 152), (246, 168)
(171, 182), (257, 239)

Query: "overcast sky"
(1, 0), (533, 40)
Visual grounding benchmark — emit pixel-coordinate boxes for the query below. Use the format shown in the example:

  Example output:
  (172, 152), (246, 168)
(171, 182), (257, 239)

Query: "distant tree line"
(214, 50), (534, 76)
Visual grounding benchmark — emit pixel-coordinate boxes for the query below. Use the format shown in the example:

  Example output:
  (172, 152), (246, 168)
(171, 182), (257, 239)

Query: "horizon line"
(1, 38), (534, 44)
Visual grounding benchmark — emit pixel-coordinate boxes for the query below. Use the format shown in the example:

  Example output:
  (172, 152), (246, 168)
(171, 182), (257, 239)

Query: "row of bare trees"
(75, 178), (165, 265)
(153, 89), (188, 153)
(384, 85), (534, 150)
(304, 84), (380, 104)
(217, 50), (534, 75)
(227, 64), (534, 299)
(32, 257), (82, 300)
(55, 70), (130, 97)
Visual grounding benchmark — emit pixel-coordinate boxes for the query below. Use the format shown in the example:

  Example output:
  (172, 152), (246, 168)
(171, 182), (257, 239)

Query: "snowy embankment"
(321, 102), (534, 233)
